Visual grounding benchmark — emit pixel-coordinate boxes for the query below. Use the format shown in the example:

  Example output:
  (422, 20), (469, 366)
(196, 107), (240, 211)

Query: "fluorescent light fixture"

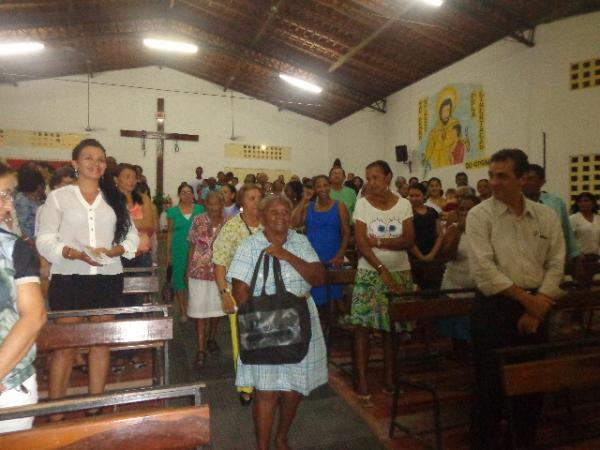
(421, 0), (444, 6)
(0, 41), (44, 57)
(279, 73), (323, 94)
(143, 38), (198, 54)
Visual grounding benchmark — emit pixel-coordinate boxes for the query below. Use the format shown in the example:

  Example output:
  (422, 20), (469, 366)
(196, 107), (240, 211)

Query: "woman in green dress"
(167, 184), (204, 322)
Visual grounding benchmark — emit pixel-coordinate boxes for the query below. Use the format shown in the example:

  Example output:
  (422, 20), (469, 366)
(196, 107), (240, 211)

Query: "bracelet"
(219, 287), (230, 296)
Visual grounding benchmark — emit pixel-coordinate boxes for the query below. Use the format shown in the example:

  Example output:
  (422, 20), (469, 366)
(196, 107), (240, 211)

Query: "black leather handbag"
(237, 249), (312, 365)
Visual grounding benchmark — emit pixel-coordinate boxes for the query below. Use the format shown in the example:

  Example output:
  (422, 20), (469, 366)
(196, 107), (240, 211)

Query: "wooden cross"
(120, 98), (199, 196)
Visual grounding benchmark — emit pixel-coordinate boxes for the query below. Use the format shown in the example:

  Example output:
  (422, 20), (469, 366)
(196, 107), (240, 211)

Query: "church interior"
(1, 1), (600, 449)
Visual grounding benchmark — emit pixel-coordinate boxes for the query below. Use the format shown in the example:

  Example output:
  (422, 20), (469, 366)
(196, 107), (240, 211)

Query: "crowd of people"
(0, 141), (599, 449)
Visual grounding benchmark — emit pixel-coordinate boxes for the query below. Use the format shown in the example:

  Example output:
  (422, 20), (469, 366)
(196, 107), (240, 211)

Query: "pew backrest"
(37, 317), (173, 352)
(325, 268), (357, 286)
(501, 351), (600, 397)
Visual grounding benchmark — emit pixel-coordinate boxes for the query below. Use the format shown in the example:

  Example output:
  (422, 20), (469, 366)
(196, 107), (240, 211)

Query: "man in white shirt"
(188, 167), (204, 202)
(466, 149), (565, 449)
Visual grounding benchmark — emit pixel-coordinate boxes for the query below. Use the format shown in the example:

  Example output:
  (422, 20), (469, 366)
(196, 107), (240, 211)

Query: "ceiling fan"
(83, 72), (105, 132)
(229, 93), (243, 141)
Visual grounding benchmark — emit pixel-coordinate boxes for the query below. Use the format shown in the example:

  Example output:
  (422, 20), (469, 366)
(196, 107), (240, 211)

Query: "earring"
(74, 168), (79, 178)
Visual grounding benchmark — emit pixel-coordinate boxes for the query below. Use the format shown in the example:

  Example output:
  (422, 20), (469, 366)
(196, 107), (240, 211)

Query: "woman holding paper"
(37, 139), (138, 418)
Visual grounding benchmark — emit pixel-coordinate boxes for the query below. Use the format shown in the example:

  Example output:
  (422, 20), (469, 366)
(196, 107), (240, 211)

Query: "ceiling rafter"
(306, 0), (463, 77)
(1, 0), (597, 123)
(173, 0), (415, 87)
(223, 0), (286, 92)
(451, 0), (536, 48)
(1, 18), (372, 122)
(171, 20), (386, 112)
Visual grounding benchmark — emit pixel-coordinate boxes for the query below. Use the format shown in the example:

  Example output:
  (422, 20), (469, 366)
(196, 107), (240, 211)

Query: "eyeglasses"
(0, 190), (14, 201)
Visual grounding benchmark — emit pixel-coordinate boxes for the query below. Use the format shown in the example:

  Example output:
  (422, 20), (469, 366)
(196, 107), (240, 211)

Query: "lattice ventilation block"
(570, 58), (600, 90)
(225, 143), (291, 161)
(569, 154), (600, 203)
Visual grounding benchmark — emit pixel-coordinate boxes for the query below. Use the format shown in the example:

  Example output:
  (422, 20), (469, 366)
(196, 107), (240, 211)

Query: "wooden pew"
(496, 339), (600, 449)
(387, 288), (600, 448)
(387, 289), (479, 449)
(0, 383), (209, 450)
(44, 305), (172, 386)
(325, 267), (357, 377)
(123, 266), (160, 304)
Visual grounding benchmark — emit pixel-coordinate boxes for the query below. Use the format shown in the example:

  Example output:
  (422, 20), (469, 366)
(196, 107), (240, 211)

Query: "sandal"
(131, 361), (147, 370)
(355, 393), (373, 407)
(207, 340), (221, 356)
(239, 392), (253, 406)
(74, 364), (88, 374)
(382, 385), (396, 395)
(111, 365), (125, 374)
(196, 351), (206, 368)
(85, 408), (102, 417)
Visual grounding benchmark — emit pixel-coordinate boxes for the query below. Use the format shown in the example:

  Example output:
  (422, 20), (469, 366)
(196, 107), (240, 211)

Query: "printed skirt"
(350, 268), (414, 332)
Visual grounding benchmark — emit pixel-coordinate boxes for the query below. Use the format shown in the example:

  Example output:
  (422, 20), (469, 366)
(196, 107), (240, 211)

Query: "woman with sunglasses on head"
(36, 139), (139, 419)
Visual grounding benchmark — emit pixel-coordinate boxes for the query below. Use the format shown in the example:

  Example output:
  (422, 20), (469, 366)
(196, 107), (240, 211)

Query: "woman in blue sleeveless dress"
(291, 175), (350, 311)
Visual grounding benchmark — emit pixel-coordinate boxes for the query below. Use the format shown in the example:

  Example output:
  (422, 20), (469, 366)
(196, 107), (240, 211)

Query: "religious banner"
(0, 129), (88, 149)
(417, 84), (486, 177)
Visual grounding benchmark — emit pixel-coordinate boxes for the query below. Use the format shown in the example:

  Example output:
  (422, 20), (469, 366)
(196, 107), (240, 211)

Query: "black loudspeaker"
(395, 145), (408, 162)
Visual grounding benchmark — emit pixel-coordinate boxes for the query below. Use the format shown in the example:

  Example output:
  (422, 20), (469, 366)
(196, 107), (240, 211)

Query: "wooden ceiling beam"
(173, 62), (336, 123)
(168, 18), (386, 112)
(328, 0), (417, 73)
(450, 0), (536, 48)
(224, 0), (286, 92)
(316, 0), (469, 61)
(174, 0), (410, 91)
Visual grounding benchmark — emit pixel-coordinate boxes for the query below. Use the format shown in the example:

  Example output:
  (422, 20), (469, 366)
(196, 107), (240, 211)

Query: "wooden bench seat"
(0, 384), (209, 450)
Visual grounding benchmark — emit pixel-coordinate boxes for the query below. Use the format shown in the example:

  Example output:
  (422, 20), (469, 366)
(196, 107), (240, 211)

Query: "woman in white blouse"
(570, 192), (600, 258)
(37, 139), (138, 418)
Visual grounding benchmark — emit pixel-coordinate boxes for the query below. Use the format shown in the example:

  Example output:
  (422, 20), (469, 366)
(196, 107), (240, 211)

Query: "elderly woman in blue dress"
(228, 195), (327, 450)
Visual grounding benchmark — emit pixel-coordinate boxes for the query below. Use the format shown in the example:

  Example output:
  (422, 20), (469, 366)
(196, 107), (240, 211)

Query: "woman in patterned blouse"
(212, 183), (263, 406)
(186, 191), (226, 368)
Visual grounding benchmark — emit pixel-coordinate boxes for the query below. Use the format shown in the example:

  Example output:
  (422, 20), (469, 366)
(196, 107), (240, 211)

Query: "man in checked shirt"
(466, 149), (565, 449)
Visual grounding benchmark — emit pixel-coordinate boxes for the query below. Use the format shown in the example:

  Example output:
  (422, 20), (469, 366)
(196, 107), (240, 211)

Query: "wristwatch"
(219, 287), (230, 296)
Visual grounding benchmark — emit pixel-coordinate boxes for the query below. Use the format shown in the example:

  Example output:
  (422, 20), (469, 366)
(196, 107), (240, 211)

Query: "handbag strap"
(248, 249), (267, 297)
(271, 255), (288, 296)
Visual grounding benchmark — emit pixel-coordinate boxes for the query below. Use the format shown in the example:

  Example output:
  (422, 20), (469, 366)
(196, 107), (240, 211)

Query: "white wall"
(331, 11), (600, 201)
(0, 67), (329, 199)
(328, 108), (387, 178)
